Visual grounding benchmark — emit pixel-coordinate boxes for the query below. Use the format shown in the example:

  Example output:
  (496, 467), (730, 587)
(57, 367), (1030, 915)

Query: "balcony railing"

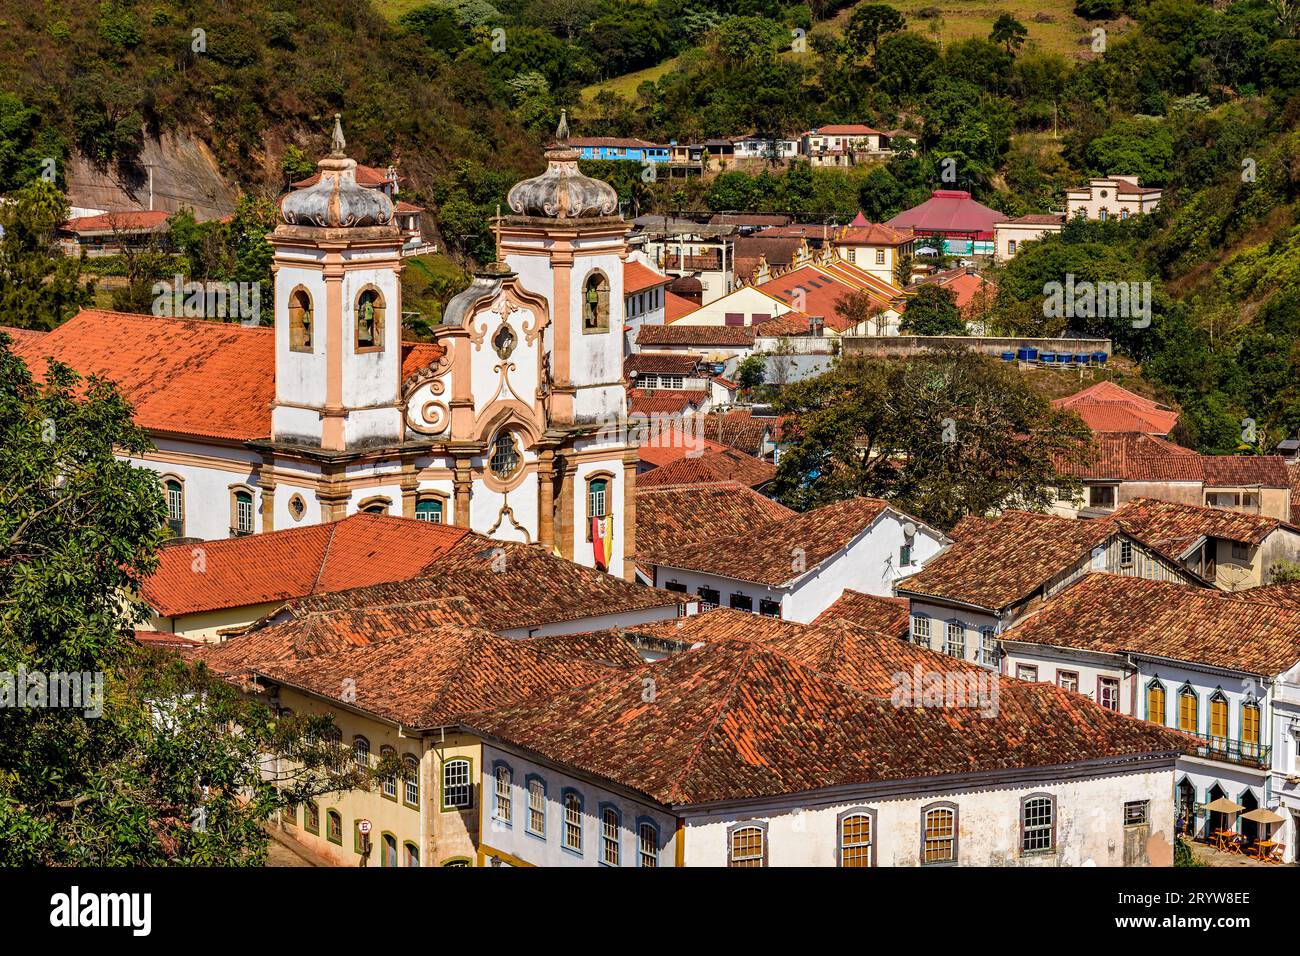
(1190, 733), (1270, 769)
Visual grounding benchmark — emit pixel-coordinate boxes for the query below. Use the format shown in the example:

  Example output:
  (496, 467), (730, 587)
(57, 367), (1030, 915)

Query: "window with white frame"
(527, 778), (545, 835)
(352, 736), (370, 770)
(1021, 795), (1054, 854)
(403, 755), (419, 808)
(911, 614), (931, 647)
(875, 249), (886, 265)
(442, 759), (471, 810)
(978, 628), (998, 667)
(493, 765), (512, 823)
(164, 479), (184, 536)
(638, 822), (658, 867)
(1016, 663), (1038, 682)
(601, 807), (620, 866)
(563, 792), (583, 852)
(1119, 538), (1134, 569)
(944, 621), (965, 659)
(1098, 677), (1120, 711)
(729, 825), (765, 867)
(839, 812), (873, 867)
(922, 806), (956, 864)
(380, 746), (396, 799)
(1123, 800), (1149, 826)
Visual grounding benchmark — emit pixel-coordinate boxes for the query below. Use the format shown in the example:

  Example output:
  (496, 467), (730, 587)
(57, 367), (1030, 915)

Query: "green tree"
(770, 348), (1090, 528)
(0, 179), (90, 331)
(736, 353), (766, 389)
(989, 14), (1028, 56)
(899, 284), (966, 335)
(845, 4), (905, 61)
(0, 341), (378, 864)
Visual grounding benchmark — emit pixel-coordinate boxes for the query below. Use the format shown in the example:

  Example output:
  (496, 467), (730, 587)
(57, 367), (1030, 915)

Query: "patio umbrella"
(1203, 797), (1244, 813)
(1240, 808), (1285, 825)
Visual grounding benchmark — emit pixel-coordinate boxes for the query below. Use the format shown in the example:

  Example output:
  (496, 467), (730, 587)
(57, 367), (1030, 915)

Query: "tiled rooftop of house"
(656, 496), (896, 586)
(1112, 498), (1297, 562)
(0, 325), (49, 348)
(628, 388), (708, 417)
(688, 408), (782, 457)
(1055, 434), (1291, 486)
(812, 589), (910, 638)
(625, 353), (700, 377)
(143, 514), (472, 617)
(1002, 573), (1300, 676)
(636, 481), (794, 566)
(896, 509), (1116, 611)
(637, 447), (776, 489)
(278, 537), (686, 632)
(636, 423), (729, 468)
(623, 260), (672, 294)
(11, 309), (444, 443)
(463, 636), (1191, 807)
(637, 324), (756, 346)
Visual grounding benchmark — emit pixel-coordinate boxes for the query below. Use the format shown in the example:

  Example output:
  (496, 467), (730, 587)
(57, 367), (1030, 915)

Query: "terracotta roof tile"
(1289, 462), (1300, 516)
(625, 353), (699, 377)
(464, 634), (1190, 807)
(637, 448), (776, 490)
(142, 514), (472, 617)
(61, 210), (171, 233)
(623, 260), (671, 294)
(1111, 497), (1297, 557)
(664, 291), (699, 322)
(636, 481), (794, 565)
(0, 326), (48, 348)
(636, 424), (729, 467)
(657, 497), (895, 586)
(637, 324), (755, 346)
(1003, 573), (1300, 675)
(1053, 382), (1179, 435)
(812, 589), (910, 637)
(628, 388), (707, 416)
(292, 163), (402, 188)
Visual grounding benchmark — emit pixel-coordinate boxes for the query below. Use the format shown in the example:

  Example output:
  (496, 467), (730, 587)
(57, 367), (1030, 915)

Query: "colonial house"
(730, 136), (800, 160)
(651, 497), (948, 622)
(993, 214), (1064, 263)
(464, 616), (1189, 866)
(140, 514), (688, 640)
(800, 125), (887, 166)
(831, 217), (915, 285)
(633, 323), (757, 359)
(1053, 434), (1293, 521)
(635, 447), (775, 491)
(886, 190), (1008, 258)
(638, 221), (734, 304)
(16, 117), (641, 579)
(1110, 497), (1300, 591)
(1066, 176), (1162, 221)
(568, 137), (669, 164)
(998, 573), (1300, 862)
(621, 259), (671, 351)
(1053, 381), (1179, 437)
(196, 602), (645, 867)
(895, 509), (1207, 666)
(57, 209), (172, 256)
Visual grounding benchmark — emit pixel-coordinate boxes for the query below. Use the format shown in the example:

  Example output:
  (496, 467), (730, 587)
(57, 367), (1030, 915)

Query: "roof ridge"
(309, 521), (343, 596)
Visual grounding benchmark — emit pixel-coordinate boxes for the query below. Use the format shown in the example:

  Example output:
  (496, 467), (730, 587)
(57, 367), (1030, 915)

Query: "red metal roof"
(886, 190), (1008, 237)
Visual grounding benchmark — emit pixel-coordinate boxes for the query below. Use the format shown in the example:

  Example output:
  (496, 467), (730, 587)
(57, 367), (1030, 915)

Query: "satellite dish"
(902, 521), (917, 539)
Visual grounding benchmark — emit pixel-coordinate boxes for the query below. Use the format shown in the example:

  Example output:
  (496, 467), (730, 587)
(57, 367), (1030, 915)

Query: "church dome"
(506, 111), (619, 220)
(280, 115), (395, 229)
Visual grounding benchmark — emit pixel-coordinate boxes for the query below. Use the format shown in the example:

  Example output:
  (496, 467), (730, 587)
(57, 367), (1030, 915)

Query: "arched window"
(231, 488), (255, 536)
(1177, 684), (1199, 734)
(728, 823), (766, 867)
(382, 833), (398, 867)
(562, 791), (583, 853)
(1146, 679), (1166, 725)
(586, 474), (610, 544)
(1209, 691), (1229, 742)
(163, 478), (184, 536)
(404, 841), (420, 867)
(355, 288), (385, 351)
(442, 758), (471, 810)
(414, 496), (444, 523)
(379, 746), (397, 800)
(637, 820), (659, 868)
(838, 810), (874, 867)
(922, 804), (957, 864)
(493, 764), (513, 824)
(352, 736), (369, 770)
(325, 810), (343, 845)
(600, 806), (621, 866)
(489, 430), (521, 480)
(527, 777), (546, 836)
(359, 496), (390, 515)
(403, 754), (420, 808)
(304, 801), (320, 835)
(289, 287), (313, 352)
(582, 271), (610, 333)
(1020, 794), (1055, 855)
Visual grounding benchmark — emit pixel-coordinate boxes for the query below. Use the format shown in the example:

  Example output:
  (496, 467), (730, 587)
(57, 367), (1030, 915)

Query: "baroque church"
(9, 117), (639, 579)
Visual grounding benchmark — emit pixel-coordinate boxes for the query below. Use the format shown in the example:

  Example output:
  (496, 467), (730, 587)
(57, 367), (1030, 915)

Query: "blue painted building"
(570, 137), (670, 164)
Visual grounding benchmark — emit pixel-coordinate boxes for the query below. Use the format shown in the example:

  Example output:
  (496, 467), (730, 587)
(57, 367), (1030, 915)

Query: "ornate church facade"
(12, 118), (639, 579)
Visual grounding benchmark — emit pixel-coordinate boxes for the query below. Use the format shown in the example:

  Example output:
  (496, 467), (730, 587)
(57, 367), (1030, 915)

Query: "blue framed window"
(636, 818), (660, 867)
(599, 804), (621, 866)
(525, 775), (546, 838)
(562, 789), (583, 855)
(492, 762), (512, 827)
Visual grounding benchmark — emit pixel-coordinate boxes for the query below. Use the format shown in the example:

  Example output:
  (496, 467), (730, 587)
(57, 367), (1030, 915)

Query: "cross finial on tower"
(330, 113), (347, 158)
(555, 109), (569, 145)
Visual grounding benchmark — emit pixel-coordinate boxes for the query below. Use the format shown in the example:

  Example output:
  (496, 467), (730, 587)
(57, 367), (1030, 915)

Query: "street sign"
(358, 819), (372, 834)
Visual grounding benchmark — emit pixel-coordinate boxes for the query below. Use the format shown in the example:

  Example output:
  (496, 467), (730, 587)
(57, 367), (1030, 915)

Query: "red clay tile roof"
(1112, 497), (1297, 554)
(1054, 382), (1179, 435)
(1227, 580), (1300, 609)
(1058, 433), (1197, 481)
(0, 326), (48, 348)
(897, 510), (1117, 611)
(568, 136), (664, 148)
(623, 260), (672, 294)
(464, 636), (1190, 807)
(1007, 214), (1066, 226)
(636, 481), (794, 565)
(133, 629), (201, 652)
(807, 124), (883, 136)
(664, 291), (699, 322)
(636, 423), (729, 467)
(690, 408), (782, 457)
(1289, 462), (1300, 516)
(1201, 455), (1291, 487)
(281, 537), (686, 632)
(637, 448), (776, 490)
(628, 388), (708, 416)
(914, 269), (996, 314)
(886, 190), (1008, 237)
(625, 353), (699, 377)
(61, 210), (171, 233)
(193, 597), (482, 677)
(833, 223), (913, 246)
(637, 324), (755, 346)
(657, 497), (895, 586)
(1003, 573), (1300, 675)
(812, 589), (910, 637)
(753, 311), (813, 336)
(143, 514), (472, 617)
(255, 623), (636, 728)
(756, 262), (901, 324)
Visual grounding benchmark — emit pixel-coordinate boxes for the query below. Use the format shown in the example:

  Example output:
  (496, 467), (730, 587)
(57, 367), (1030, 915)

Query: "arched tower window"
(288, 287), (313, 352)
(582, 271), (610, 334)
(355, 288), (385, 351)
(490, 430), (521, 480)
